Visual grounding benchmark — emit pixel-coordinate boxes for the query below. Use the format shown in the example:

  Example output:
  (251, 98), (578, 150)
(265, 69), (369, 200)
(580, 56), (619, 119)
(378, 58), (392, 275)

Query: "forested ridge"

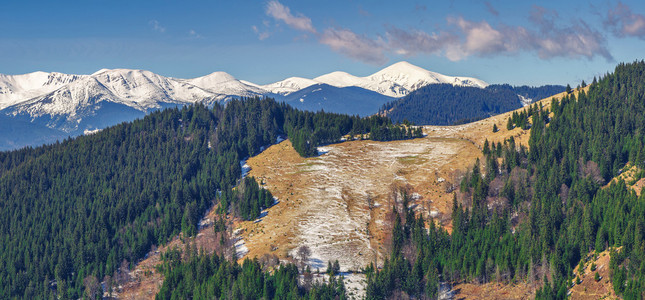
(365, 61), (645, 299)
(380, 83), (564, 126)
(0, 97), (419, 299)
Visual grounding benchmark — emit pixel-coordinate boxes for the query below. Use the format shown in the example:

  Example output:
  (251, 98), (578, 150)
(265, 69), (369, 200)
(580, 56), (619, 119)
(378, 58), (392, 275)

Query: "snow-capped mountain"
(185, 71), (266, 98)
(0, 72), (83, 109)
(0, 61), (491, 150)
(5, 69), (226, 134)
(262, 61), (488, 97)
(255, 77), (319, 95)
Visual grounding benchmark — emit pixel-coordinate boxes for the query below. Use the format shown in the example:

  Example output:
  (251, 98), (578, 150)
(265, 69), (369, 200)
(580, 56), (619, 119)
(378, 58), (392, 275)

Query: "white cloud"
(188, 29), (203, 39)
(265, 1), (316, 33)
(258, 1), (612, 65)
(149, 20), (165, 33)
(252, 25), (270, 41)
(319, 28), (387, 64)
(605, 1), (645, 39)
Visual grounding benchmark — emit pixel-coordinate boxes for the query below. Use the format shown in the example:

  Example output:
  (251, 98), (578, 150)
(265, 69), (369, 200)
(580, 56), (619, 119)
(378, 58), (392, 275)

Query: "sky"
(2, 0), (645, 86)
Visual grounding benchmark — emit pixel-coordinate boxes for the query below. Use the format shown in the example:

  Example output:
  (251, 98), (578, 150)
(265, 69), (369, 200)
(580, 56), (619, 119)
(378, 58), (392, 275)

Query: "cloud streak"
(319, 28), (387, 64)
(605, 1), (645, 39)
(149, 20), (165, 33)
(260, 1), (613, 64)
(265, 0), (316, 33)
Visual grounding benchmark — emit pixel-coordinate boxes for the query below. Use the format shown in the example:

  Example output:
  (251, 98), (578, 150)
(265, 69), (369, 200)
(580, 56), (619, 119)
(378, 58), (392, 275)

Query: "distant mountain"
(184, 71), (267, 98)
(314, 61), (488, 97)
(0, 62), (494, 150)
(0, 114), (67, 151)
(4, 69), (220, 135)
(0, 71), (82, 109)
(252, 77), (318, 95)
(281, 84), (395, 116)
(380, 84), (564, 125)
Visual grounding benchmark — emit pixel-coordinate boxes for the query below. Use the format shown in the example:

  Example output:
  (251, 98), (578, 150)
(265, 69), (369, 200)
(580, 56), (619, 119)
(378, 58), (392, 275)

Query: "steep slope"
(281, 83), (395, 116)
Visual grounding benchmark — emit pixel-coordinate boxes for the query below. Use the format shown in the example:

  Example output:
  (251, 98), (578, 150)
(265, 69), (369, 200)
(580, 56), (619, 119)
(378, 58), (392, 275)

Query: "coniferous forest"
(365, 61), (645, 299)
(380, 83), (564, 126)
(0, 97), (419, 299)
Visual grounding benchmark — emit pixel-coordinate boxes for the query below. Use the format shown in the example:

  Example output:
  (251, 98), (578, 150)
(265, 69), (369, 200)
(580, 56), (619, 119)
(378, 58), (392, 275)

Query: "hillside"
(280, 84), (395, 116)
(381, 84), (565, 126)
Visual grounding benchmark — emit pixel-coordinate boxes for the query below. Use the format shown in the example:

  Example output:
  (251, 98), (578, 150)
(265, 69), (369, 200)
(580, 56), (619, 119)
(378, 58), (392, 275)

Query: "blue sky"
(2, 0), (645, 86)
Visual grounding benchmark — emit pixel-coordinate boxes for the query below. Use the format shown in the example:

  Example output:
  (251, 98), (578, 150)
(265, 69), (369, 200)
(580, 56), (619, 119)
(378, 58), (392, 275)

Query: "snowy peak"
(260, 77), (318, 95)
(366, 61), (488, 96)
(0, 72), (84, 109)
(186, 71), (266, 97)
(261, 61), (488, 98)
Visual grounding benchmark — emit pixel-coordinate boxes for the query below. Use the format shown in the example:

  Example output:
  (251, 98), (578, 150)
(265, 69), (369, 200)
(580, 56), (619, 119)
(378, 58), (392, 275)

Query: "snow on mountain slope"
(12, 69), (219, 117)
(257, 77), (318, 95)
(367, 61), (488, 96)
(271, 61), (488, 98)
(0, 72), (83, 109)
(185, 71), (267, 98)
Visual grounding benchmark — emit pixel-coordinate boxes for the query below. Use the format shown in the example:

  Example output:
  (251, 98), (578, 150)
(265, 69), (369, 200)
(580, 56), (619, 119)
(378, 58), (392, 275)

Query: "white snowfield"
(0, 61), (488, 117)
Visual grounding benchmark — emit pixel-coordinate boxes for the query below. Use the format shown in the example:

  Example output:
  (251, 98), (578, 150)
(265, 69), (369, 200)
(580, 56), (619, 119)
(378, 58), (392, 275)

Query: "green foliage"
(155, 248), (346, 300)
(218, 176), (274, 221)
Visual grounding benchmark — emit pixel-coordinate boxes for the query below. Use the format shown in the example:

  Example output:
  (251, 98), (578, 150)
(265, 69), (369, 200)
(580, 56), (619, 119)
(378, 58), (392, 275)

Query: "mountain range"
(0, 62), (495, 150)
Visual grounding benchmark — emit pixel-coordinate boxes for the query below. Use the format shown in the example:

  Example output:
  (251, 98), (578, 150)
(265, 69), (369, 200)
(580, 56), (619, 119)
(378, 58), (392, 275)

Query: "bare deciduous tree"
(83, 275), (100, 300)
(297, 245), (311, 271)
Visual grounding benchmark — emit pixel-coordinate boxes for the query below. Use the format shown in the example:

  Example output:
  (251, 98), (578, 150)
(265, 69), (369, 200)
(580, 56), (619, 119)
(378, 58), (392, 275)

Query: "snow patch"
(84, 128), (100, 135)
(240, 160), (251, 179)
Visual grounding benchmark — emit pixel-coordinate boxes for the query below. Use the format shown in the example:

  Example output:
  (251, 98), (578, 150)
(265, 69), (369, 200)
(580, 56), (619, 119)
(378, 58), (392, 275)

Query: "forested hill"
(0, 97), (420, 299)
(365, 61), (645, 299)
(380, 84), (564, 125)
(486, 84), (566, 104)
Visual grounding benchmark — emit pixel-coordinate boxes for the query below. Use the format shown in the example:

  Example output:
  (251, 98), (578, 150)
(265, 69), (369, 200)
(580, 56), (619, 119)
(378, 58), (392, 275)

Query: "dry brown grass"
(241, 138), (481, 271)
(452, 281), (536, 299)
(569, 249), (619, 300)
(604, 163), (645, 195)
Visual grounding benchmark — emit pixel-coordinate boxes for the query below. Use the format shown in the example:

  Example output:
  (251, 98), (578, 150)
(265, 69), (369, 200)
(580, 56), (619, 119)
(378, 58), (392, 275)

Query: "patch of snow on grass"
(240, 160), (251, 179)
